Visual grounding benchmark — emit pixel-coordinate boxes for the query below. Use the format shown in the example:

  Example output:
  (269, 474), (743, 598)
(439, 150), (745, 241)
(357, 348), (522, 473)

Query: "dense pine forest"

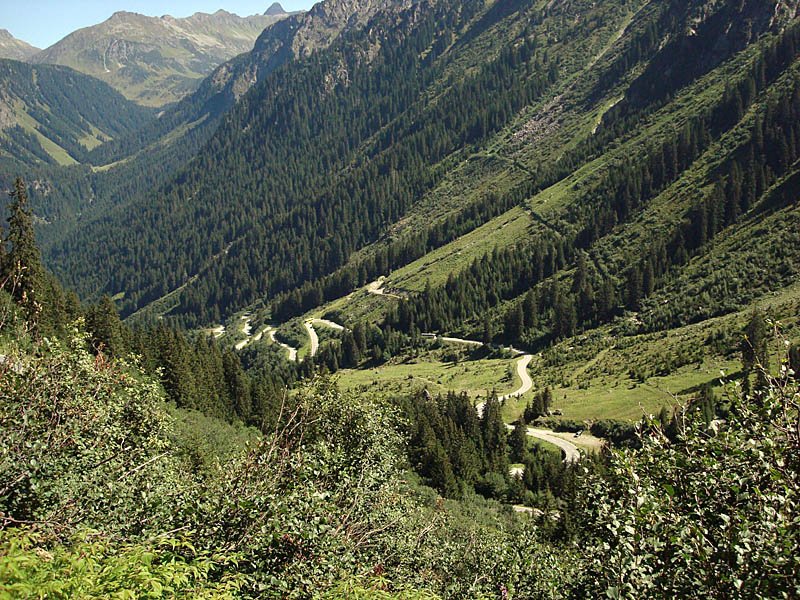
(2, 0), (800, 597)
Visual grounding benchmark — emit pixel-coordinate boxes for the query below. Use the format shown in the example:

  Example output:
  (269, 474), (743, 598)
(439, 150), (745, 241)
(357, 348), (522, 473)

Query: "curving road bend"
(313, 318), (345, 331)
(234, 315), (253, 350)
(366, 276), (402, 299)
(476, 353), (534, 416)
(234, 317), (347, 361)
(525, 428), (581, 463)
(499, 354), (533, 401)
(255, 327), (298, 362)
(304, 319), (347, 357)
(504, 424), (581, 464)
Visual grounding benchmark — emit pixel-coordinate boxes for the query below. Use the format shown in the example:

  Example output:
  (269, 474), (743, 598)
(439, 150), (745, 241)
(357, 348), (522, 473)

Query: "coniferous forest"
(2, 0), (800, 597)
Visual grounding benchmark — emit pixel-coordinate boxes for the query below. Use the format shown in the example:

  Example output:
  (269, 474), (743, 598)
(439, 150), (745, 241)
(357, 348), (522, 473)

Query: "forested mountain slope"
(45, 0), (642, 324)
(30, 10), (292, 106)
(5, 0), (394, 248)
(0, 59), (155, 167)
(372, 0), (800, 350)
(77, 0), (409, 174)
(43, 0), (800, 338)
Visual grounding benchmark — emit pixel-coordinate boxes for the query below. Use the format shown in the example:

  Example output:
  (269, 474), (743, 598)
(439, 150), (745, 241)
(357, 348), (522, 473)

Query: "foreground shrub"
(0, 529), (243, 599)
(576, 362), (800, 599)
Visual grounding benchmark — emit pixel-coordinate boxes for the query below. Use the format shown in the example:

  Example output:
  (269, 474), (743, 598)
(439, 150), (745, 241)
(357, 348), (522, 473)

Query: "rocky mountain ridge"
(0, 29), (40, 61)
(30, 9), (293, 106)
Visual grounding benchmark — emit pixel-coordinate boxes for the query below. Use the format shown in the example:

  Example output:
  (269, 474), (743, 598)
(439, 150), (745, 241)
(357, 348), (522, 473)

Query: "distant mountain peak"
(31, 9), (292, 106)
(109, 10), (138, 19)
(265, 3), (286, 16)
(0, 29), (40, 61)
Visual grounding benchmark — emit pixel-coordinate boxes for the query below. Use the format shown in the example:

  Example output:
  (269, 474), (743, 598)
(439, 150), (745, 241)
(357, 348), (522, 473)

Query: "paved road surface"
(234, 315), (253, 350)
(266, 328), (298, 362)
(499, 354), (534, 401)
(525, 428), (581, 463)
(304, 319), (346, 357)
(304, 321), (319, 356)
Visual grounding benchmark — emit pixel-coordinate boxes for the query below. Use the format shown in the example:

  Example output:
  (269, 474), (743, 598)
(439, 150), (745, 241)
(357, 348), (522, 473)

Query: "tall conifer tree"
(5, 178), (45, 326)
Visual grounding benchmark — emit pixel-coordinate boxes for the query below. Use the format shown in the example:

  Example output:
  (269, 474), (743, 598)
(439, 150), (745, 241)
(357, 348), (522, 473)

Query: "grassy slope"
(337, 349), (520, 401)
(13, 106), (78, 166)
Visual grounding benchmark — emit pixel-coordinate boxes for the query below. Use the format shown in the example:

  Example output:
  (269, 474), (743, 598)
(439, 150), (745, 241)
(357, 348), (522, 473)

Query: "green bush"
(0, 530), (243, 599)
(575, 364), (800, 598)
(0, 325), (192, 538)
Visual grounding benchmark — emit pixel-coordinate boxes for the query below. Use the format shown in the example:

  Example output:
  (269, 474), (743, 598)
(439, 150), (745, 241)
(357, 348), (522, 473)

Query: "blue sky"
(2, 1), (315, 49)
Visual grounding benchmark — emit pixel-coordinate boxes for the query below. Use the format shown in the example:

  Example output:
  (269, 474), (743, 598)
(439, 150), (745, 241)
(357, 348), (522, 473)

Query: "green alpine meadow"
(1, 0), (799, 597)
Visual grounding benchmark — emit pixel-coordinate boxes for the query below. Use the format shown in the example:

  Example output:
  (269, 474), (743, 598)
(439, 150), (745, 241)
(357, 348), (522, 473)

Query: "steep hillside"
(30, 10), (292, 106)
(203, 0), (405, 106)
(46, 0), (638, 323)
(0, 30), (40, 60)
(14, 0), (386, 233)
(39, 0), (800, 368)
(0, 59), (155, 167)
(81, 0), (408, 170)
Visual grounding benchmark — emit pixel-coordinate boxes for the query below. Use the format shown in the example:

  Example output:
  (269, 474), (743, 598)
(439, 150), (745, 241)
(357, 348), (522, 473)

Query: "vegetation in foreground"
(1, 179), (798, 598)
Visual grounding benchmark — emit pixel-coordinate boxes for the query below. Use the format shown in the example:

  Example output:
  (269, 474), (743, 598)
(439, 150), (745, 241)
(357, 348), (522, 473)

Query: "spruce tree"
(510, 419), (527, 463)
(741, 310), (769, 394)
(86, 296), (128, 358)
(5, 178), (45, 326)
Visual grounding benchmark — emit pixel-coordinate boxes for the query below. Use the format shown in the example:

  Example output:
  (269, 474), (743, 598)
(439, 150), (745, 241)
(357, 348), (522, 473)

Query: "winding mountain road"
(524, 428), (581, 463)
(425, 336), (579, 463)
(222, 287), (581, 465)
(505, 424), (581, 463)
(499, 354), (534, 401)
(427, 334), (533, 416)
(304, 318), (347, 357)
(266, 328), (298, 362)
(366, 276), (402, 299)
(234, 315), (253, 350)
(233, 316), (348, 361)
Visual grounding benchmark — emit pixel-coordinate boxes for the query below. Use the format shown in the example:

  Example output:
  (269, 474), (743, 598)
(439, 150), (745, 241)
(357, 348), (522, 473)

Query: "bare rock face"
(205, 0), (408, 104)
(29, 10), (292, 106)
(265, 3), (287, 16)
